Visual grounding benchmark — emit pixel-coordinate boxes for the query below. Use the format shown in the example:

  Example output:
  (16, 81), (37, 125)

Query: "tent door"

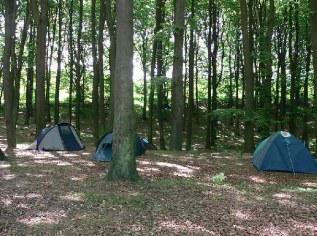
(59, 125), (82, 151)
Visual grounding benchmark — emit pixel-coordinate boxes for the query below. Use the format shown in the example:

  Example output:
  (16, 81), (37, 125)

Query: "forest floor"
(0, 121), (317, 235)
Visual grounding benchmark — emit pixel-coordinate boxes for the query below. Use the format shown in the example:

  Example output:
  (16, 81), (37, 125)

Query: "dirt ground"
(1, 125), (317, 235)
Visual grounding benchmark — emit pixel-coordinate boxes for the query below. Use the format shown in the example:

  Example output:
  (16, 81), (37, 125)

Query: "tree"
(107, 0), (139, 181)
(186, 0), (195, 151)
(105, 0), (116, 132)
(311, 0), (317, 154)
(91, 0), (99, 143)
(170, 0), (185, 151)
(240, 0), (254, 153)
(32, 0), (48, 135)
(3, 0), (17, 148)
(54, 0), (63, 124)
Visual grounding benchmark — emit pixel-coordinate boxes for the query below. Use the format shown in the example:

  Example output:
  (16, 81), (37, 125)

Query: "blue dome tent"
(27, 123), (84, 151)
(252, 131), (317, 173)
(93, 132), (155, 162)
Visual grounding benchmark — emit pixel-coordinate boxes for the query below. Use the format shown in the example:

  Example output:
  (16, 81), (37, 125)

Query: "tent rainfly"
(27, 123), (84, 151)
(93, 132), (156, 162)
(252, 131), (317, 174)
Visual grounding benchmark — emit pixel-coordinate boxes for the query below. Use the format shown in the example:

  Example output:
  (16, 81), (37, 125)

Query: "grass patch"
(281, 185), (317, 193)
(211, 172), (226, 185)
(145, 178), (208, 191)
(83, 193), (148, 208)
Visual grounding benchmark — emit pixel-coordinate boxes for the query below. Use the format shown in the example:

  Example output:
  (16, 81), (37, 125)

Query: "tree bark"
(107, 0), (139, 181)
(240, 0), (255, 153)
(105, 0), (116, 132)
(34, 0), (48, 135)
(75, 0), (83, 134)
(186, 0), (195, 151)
(91, 0), (99, 143)
(170, 0), (185, 151)
(3, 0), (17, 148)
(68, 0), (74, 124)
(25, 22), (35, 125)
(98, 0), (106, 132)
(54, 0), (63, 124)
(310, 0), (317, 154)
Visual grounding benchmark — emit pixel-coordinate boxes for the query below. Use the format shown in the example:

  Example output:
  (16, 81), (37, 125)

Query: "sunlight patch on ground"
(0, 163), (11, 168)
(292, 220), (317, 232)
(70, 174), (87, 181)
(159, 220), (216, 235)
(16, 203), (31, 209)
(16, 143), (31, 149)
(137, 167), (160, 173)
(1, 198), (13, 206)
(1, 174), (16, 180)
(81, 152), (92, 156)
(71, 159), (95, 167)
(29, 152), (57, 159)
(249, 176), (267, 184)
(155, 162), (196, 177)
(56, 161), (73, 166)
(231, 210), (252, 220)
(60, 192), (83, 202)
(26, 193), (43, 199)
(61, 153), (79, 157)
(26, 173), (46, 178)
(138, 160), (151, 165)
(33, 159), (73, 166)
(18, 210), (66, 225)
(302, 182), (317, 188)
(259, 224), (289, 236)
(273, 193), (292, 199)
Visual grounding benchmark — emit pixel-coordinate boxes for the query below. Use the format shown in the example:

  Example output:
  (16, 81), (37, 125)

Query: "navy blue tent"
(27, 123), (84, 151)
(93, 132), (153, 162)
(252, 131), (317, 173)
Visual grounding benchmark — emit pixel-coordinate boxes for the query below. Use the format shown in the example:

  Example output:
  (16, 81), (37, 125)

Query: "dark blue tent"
(252, 131), (317, 173)
(27, 123), (84, 151)
(93, 132), (152, 162)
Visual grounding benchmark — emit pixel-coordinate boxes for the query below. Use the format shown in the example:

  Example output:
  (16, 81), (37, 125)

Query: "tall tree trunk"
(147, 0), (161, 143)
(205, 0), (212, 149)
(186, 0), (195, 151)
(156, 0), (166, 150)
(170, 0), (185, 151)
(259, 0), (275, 137)
(54, 0), (63, 124)
(45, 7), (57, 122)
(210, 1), (219, 146)
(3, 0), (17, 148)
(277, 9), (288, 131)
(98, 0), (106, 132)
(75, 0), (83, 134)
(141, 34), (148, 120)
(25, 22), (35, 125)
(14, 0), (30, 127)
(240, 0), (255, 153)
(35, 0), (48, 135)
(303, 37), (311, 147)
(68, 0), (74, 123)
(195, 37), (200, 125)
(91, 0), (99, 143)
(310, 0), (317, 155)
(105, 0), (116, 132)
(288, 2), (299, 136)
(107, 0), (139, 181)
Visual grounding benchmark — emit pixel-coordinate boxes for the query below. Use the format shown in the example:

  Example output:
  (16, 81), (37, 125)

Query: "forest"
(1, 0), (317, 234)
(1, 0), (317, 154)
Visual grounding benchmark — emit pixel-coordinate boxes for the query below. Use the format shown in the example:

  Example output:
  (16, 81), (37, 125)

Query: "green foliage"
(208, 108), (244, 120)
(211, 172), (226, 185)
